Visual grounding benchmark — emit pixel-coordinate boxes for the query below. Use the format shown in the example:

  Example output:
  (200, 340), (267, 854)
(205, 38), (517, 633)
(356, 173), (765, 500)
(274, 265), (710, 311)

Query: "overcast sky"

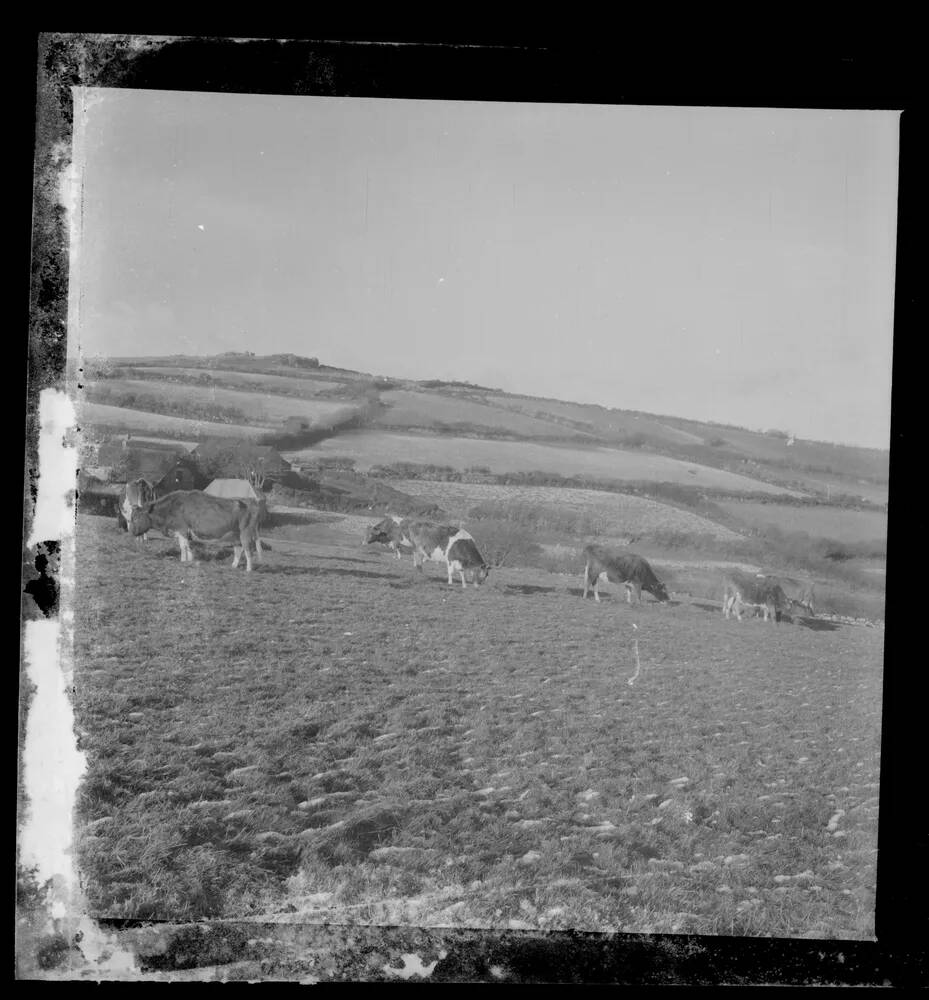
(69, 89), (899, 449)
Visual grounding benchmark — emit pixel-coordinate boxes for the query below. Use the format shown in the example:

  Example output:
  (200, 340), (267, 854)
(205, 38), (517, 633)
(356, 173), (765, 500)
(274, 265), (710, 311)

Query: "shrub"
(467, 519), (543, 568)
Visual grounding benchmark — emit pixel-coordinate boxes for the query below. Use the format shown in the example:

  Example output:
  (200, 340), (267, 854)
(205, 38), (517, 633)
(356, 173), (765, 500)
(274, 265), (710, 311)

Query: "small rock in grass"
(229, 765), (259, 779)
(518, 851), (542, 866)
(223, 810), (254, 821)
(826, 809), (845, 832)
(255, 831), (286, 844)
(648, 859), (684, 871)
(669, 777), (690, 788)
(715, 885), (732, 894)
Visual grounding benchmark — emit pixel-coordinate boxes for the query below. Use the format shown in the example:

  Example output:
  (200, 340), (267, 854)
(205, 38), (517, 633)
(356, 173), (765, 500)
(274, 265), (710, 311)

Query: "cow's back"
(149, 490), (249, 536)
(405, 520), (456, 553)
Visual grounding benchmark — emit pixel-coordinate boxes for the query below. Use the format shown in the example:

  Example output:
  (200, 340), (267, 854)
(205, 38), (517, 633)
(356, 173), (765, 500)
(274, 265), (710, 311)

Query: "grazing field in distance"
(717, 502), (888, 545)
(391, 480), (744, 543)
(76, 402), (269, 439)
(373, 389), (594, 440)
(125, 367), (356, 397)
(293, 432), (804, 496)
(83, 379), (361, 427)
(72, 514), (881, 939)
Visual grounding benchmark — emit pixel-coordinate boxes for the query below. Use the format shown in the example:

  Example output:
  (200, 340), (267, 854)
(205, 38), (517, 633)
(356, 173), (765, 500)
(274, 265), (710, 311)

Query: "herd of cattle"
(116, 479), (816, 622)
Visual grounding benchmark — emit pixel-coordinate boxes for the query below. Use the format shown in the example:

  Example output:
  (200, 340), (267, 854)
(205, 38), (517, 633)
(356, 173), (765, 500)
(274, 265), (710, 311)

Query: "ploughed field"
(72, 514), (882, 938)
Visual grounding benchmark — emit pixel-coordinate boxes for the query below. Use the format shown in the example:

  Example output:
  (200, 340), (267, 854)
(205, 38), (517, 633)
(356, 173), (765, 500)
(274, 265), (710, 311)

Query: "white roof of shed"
(203, 478), (260, 500)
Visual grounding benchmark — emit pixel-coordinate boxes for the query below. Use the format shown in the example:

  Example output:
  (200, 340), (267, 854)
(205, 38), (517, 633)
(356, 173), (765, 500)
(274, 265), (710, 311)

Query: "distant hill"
(73, 352), (888, 505)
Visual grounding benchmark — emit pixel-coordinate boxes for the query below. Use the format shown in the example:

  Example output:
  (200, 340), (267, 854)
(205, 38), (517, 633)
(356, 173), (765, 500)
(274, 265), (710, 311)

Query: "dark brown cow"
(129, 490), (262, 571)
(723, 571), (789, 622)
(582, 545), (670, 605)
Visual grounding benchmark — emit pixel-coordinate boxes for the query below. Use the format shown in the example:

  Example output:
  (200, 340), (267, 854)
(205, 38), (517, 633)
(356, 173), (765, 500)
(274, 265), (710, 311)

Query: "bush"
(467, 519), (543, 568)
(466, 500), (605, 539)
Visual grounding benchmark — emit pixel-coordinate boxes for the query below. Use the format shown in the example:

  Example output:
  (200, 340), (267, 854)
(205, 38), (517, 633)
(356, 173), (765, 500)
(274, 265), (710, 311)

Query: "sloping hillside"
(74, 352), (888, 505)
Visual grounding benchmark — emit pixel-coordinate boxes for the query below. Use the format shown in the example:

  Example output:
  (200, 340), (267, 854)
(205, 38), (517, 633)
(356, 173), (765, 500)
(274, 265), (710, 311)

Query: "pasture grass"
(717, 501), (888, 546)
(294, 432), (803, 496)
(69, 515), (882, 938)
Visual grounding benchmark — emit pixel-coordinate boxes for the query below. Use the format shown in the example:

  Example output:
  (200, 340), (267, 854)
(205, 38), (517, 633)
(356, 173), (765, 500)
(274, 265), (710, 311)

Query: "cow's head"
(363, 523), (386, 546)
(649, 579), (670, 602)
(464, 563), (490, 586)
(129, 503), (154, 537)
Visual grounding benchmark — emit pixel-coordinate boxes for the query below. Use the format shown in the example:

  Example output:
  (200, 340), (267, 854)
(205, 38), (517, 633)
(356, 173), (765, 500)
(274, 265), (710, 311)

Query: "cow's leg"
(232, 544), (243, 568)
(243, 543), (254, 572)
(593, 574), (602, 603)
(447, 563), (455, 586)
(583, 564), (590, 599)
(734, 595), (743, 621)
(175, 531), (190, 561)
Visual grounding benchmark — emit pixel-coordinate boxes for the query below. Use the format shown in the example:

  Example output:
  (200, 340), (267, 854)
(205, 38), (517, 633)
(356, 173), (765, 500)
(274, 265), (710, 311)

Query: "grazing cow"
(403, 519), (489, 588)
(117, 478), (156, 539)
(756, 574), (815, 617)
(363, 515), (412, 560)
(188, 495), (268, 562)
(723, 571), (789, 622)
(582, 545), (670, 605)
(129, 490), (262, 571)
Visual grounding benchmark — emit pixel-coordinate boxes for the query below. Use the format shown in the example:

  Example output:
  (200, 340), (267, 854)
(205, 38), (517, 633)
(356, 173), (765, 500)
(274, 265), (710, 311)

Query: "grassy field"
(71, 513), (881, 939)
(391, 480), (744, 543)
(291, 432), (804, 496)
(125, 367), (356, 397)
(717, 502), (888, 545)
(85, 379), (360, 427)
(486, 395), (712, 446)
(374, 390), (592, 440)
(77, 402), (269, 439)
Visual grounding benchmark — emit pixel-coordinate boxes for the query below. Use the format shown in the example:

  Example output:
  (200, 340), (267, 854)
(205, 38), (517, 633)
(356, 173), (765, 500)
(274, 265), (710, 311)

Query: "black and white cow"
(363, 515), (412, 560)
(582, 544), (670, 605)
(402, 519), (489, 588)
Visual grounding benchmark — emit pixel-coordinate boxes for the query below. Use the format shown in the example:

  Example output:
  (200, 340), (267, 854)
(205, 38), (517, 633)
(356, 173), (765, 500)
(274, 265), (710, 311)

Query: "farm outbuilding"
(193, 441), (292, 479)
(155, 460), (205, 494)
(89, 437), (189, 485)
(203, 478), (261, 501)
